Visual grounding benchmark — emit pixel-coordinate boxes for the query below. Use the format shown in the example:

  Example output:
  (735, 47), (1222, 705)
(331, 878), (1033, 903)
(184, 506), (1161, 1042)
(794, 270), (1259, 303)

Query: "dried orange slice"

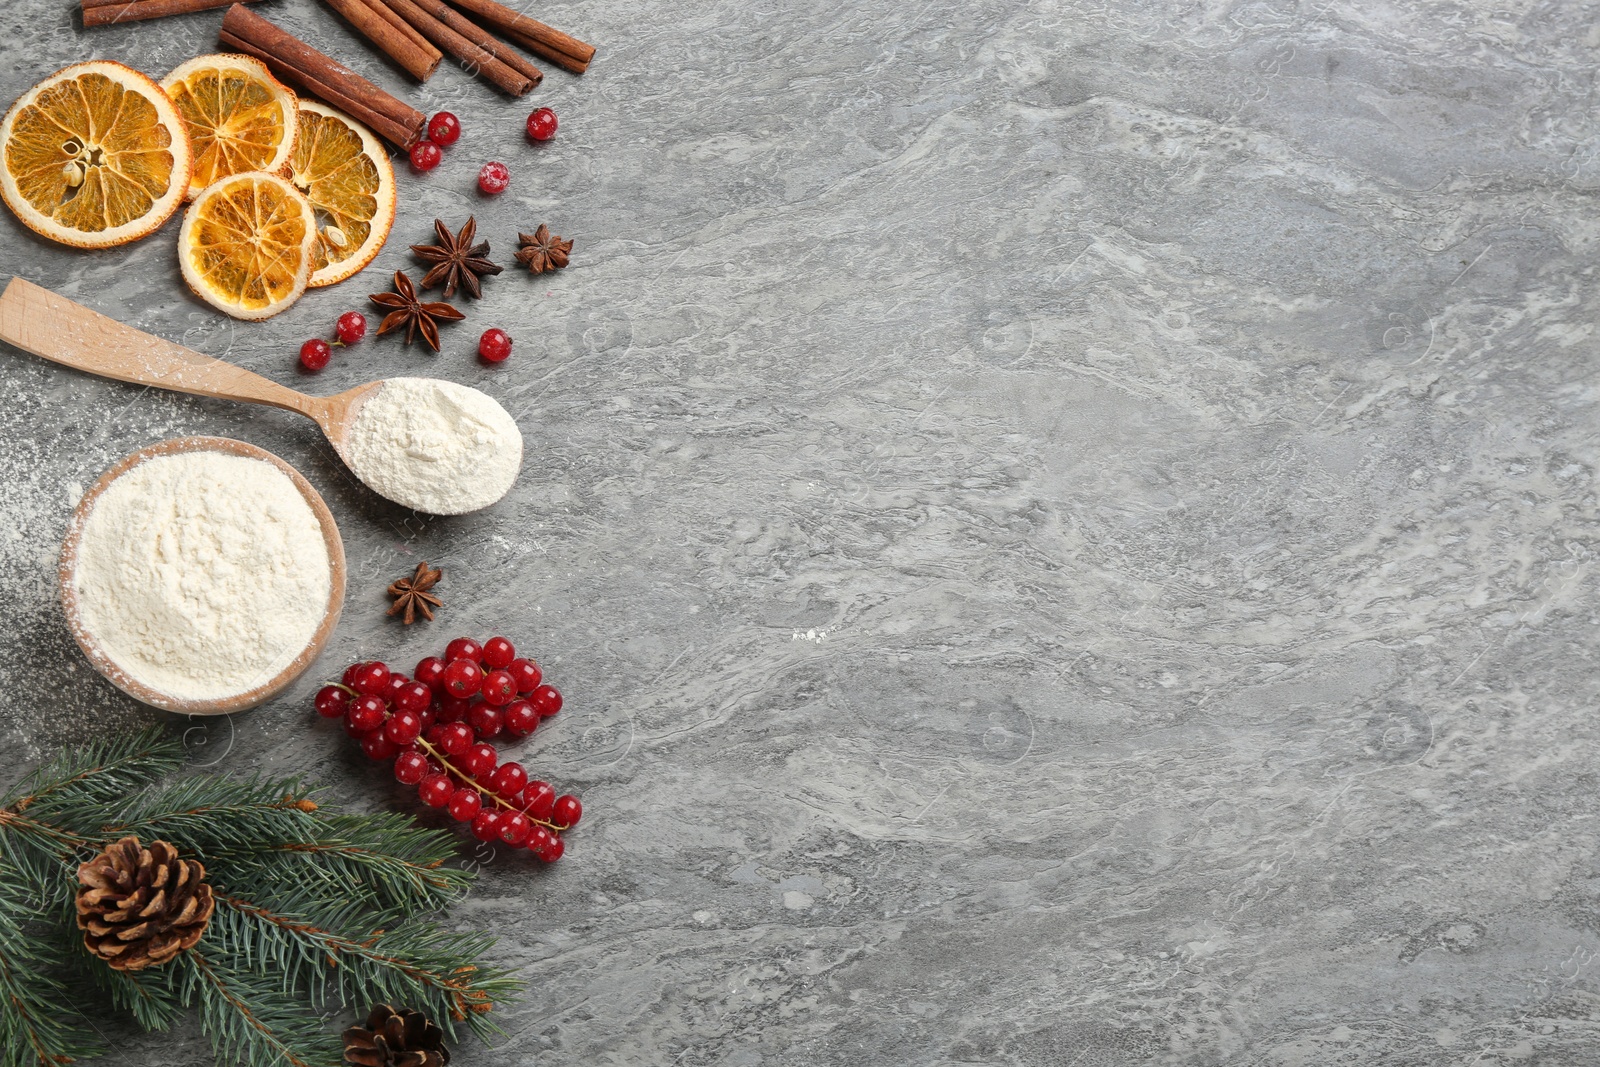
(283, 101), (394, 287)
(178, 171), (316, 320)
(0, 61), (191, 248)
(160, 55), (297, 201)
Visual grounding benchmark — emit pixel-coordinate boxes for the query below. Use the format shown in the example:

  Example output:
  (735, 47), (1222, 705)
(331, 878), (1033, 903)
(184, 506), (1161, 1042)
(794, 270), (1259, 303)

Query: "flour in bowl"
(71, 450), (332, 703)
(344, 378), (522, 514)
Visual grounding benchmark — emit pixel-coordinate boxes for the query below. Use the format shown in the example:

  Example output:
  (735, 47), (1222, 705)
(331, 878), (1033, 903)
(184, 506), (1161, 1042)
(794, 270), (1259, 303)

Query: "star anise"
(369, 271), (464, 352)
(514, 224), (573, 275)
(387, 562), (442, 625)
(410, 217), (502, 300)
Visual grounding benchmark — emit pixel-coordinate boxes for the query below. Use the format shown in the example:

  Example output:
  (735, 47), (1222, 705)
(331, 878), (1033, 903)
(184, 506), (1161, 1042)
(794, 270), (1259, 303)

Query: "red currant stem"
(413, 739), (567, 832)
(327, 682), (358, 697)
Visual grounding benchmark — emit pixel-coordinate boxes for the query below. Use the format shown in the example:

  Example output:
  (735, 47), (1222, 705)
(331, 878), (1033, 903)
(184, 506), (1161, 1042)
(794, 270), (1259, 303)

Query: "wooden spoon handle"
(0, 277), (320, 419)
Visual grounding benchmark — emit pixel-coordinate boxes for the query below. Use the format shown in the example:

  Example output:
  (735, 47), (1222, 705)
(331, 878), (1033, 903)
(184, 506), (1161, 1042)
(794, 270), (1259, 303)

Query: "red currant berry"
(489, 762), (527, 797)
(470, 808), (502, 841)
(434, 694), (472, 723)
(481, 636), (515, 669)
(335, 311), (367, 345)
(461, 742), (498, 779)
(361, 732), (400, 761)
(393, 750), (428, 785)
(299, 338), (331, 371)
(519, 781), (555, 820)
(477, 161), (510, 194)
(415, 656), (448, 690)
(427, 111), (461, 147)
(344, 717), (372, 740)
(551, 794), (582, 828)
(409, 140), (442, 171)
(480, 670), (516, 706)
(384, 673), (411, 702)
(419, 704), (436, 731)
(442, 659), (483, 698)
(498, 810), (531, 846)
(394, 681), (431, 715)
(530, 684), (563, 716)
(446, 638), (484, 663)
(502, 700), (539, 738)
(447, 788), (482, 821)
(526, 107), (557, 141)
(342, 662), (366, 687)
(509, 658), (542, 693)
(384, 709), (423, 745)
(467, 702), (502, 740)
(538, 834), (564, 862)
(418, 773), (454, 807)
(437, 721), (474, 755)
(346, 694), (387, 733)
(314, 685), (349, 719)
(351, 662), (391, 697)
(527, 826), (555, 854)
(478, 328), (512, 363)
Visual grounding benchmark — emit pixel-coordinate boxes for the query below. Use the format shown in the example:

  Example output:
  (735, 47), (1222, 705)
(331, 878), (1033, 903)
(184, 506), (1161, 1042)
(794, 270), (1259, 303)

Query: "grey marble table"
(3, 0), (1598, 1063)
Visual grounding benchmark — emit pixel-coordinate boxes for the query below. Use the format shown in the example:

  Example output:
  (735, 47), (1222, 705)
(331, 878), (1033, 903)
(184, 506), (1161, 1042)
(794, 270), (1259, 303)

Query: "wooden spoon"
(0, 276), (380, 474)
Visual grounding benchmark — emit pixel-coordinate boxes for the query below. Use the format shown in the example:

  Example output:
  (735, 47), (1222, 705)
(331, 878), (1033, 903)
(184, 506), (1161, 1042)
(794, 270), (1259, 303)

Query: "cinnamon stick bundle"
(219, 4), (426, 149)
(443, 0), (594, 74)
(320, 0), (442, 82)
(82, 0), (262, 28)
(376, 0), (541, 96)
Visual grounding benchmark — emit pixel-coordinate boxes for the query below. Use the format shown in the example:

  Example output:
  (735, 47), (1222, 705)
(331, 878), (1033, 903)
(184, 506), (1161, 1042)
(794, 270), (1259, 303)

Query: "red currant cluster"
(314, 636), (580, 861)
(408, 111), (461, 173)
(299, 311), (368, 372)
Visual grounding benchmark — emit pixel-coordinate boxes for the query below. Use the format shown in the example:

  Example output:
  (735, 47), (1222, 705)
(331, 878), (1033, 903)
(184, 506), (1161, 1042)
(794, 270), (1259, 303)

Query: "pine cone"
(76, 836), (215, 971)
(344, 1005), (451, 1067)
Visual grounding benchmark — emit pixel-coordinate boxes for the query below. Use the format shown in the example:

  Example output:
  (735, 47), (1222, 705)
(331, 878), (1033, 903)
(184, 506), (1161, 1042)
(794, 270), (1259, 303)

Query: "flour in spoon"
(344, 378), (522, 514)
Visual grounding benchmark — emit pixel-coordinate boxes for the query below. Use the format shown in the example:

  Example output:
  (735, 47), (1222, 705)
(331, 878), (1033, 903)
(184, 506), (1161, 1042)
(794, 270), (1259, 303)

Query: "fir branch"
(0, 727), (182, 821)
(179, 951), (341, 1067)
(308, 811), (465, 872)
(209, 810), (471, 916)
(0, 880), (102, 1067)
(71, 934), (183, 1034)
(0, 732), (524, 1066)
(0, 727), (186, 898)
(114, 779), (471, 915)
(89, 965), (182, 1035)
(0, 816), (87, 900)
(98, 775), (323, 850)
(209, 897), (519, 1041)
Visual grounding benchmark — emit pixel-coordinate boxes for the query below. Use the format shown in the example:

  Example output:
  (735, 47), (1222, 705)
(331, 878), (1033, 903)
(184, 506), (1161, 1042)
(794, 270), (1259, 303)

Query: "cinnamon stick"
(81, 0), (261, 28)
(376, 0), (540, 96)
(220, 5), (426, 149)
(319, 0), (442, 82)
(443, 0), (594, 74)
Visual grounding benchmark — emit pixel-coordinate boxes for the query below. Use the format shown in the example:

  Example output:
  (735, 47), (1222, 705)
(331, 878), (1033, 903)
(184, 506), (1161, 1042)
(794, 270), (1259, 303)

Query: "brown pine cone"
(76, 836), (215, 971)
(344, 1005), (451, 1067)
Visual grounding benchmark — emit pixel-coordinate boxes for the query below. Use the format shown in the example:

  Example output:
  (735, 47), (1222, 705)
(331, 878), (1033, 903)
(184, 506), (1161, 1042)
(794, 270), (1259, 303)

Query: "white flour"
(71, 451), (331, 702)
(344, 378), (522, 514)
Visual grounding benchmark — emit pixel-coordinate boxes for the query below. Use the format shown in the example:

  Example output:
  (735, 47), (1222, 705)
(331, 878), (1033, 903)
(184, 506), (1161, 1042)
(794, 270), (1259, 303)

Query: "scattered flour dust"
(345, 378), (522, 515)
(71, 451), (331, 702)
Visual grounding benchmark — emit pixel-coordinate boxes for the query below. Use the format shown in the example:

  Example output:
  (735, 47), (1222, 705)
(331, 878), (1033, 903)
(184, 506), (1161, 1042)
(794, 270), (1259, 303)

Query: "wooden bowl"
(58, 437), (346, 716)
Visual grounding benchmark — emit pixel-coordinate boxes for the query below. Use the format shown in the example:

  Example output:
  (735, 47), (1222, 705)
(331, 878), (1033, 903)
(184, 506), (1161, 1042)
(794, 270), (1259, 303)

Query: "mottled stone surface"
(2, 0), (1600, 1063)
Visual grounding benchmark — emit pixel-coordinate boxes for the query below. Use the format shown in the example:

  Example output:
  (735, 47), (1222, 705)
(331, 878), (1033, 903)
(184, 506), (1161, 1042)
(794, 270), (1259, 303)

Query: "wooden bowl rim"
(58, 436), (346, 716)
